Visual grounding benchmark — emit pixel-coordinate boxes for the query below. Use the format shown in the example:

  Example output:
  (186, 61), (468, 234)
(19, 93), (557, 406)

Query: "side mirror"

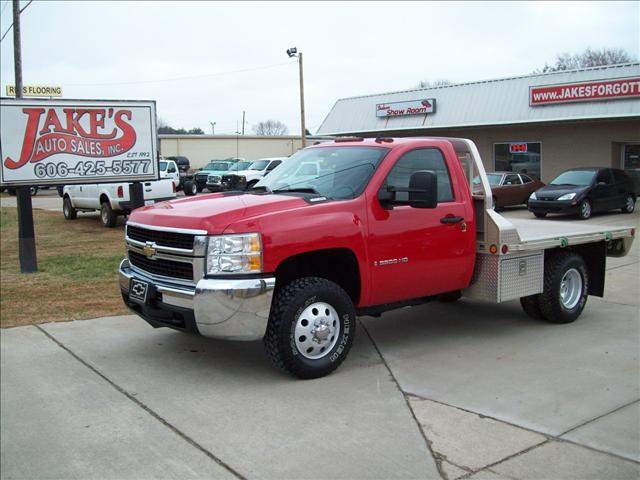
(408, 171), (438, 208)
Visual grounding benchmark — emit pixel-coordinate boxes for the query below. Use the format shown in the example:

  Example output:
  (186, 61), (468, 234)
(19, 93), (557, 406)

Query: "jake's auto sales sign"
(0, 99), (158, 186)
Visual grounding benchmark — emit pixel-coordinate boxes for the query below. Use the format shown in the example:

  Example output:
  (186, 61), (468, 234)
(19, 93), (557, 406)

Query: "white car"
(221, 157), (288, 190)
(62, 179), (177, 227)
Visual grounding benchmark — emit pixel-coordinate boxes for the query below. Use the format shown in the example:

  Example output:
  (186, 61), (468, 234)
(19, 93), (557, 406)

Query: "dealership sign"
(530, 77), (640, 106)
(6, 85), (63, 97)
(0, 99), (158, 186)
(376, 99), (436, 117)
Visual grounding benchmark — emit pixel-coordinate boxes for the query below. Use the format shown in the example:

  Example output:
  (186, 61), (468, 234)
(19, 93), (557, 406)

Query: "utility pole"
(210, 121), (216, 135)
(13, 0), (37, 273)
(242, 110), (246, 135)
(298, 52), (306, 148)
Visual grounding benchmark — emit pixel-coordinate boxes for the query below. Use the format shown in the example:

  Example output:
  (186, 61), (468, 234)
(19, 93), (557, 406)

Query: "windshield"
(551, 170), (595, 187)
(159, 161), (167, 171)
(255, 146), (390, 199)
(205, 161), (231, 171)
(473, 174), (502, 186)
(230, 161), (251, 171)
(249, 160), (271, 171)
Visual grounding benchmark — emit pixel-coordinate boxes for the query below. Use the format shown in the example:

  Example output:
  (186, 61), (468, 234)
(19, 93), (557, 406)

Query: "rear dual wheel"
(520, 252), (588, 324)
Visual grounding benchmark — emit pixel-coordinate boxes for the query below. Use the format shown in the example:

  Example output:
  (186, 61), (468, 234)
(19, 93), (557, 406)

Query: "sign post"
(12, 0), (37, 273)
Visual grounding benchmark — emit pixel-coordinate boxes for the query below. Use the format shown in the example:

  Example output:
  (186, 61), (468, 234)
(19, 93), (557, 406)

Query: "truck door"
(367, 147), (475, 305)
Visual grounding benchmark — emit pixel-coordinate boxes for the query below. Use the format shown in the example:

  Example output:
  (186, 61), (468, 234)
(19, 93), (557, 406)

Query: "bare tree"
(535, 48), (636, 73)
(252, 120), (289, 136)
(416, 79), (453, 89)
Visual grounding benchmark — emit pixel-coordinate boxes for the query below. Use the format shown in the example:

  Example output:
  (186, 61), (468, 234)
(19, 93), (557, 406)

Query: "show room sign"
(530, 77), (640, 106)
(376, 99), (436, 117)
(0, 99), (158, 186)
(6, 85), (63, 97)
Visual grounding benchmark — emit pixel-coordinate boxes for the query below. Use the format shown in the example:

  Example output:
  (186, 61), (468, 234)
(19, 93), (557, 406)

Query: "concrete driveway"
(1, 207), (639, 479)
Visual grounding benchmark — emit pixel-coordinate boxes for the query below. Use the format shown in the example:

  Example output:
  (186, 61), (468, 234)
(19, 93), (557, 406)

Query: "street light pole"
(298, 53), (306, 148)
(286, 47), (306, 148)
(210, 121), (216, 135)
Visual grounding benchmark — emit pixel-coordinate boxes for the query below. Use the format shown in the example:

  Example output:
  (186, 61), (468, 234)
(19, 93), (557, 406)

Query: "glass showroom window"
(494, 142), (541, 179)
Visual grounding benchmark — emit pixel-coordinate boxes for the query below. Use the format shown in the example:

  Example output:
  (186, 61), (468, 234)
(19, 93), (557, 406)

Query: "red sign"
(509, 143), (528, 154)
(530, 77), (640, 106)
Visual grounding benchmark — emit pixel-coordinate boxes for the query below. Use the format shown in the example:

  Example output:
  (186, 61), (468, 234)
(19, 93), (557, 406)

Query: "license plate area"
(129, 278), (149, 304)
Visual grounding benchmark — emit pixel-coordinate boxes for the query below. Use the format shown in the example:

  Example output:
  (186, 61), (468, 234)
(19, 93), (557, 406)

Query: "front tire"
(577, 199), (592, 220)
(183, 180), (197, 196)
(622, 195), (636, 213)
(100, 201), (117, 228)
(534, 212), (547, 218)
(264, 277), (356, 379)
(538, 252), (589, 324)
(63, 196), (77, 220)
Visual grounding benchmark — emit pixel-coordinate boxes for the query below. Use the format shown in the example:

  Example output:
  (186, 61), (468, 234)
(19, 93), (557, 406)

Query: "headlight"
(206, 233), (262, 275)
(557, 193), (576, 201)
(529, 192), (537, 200)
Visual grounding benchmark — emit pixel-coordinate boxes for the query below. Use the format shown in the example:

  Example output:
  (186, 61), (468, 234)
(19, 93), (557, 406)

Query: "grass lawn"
(1, 207), (129, 327)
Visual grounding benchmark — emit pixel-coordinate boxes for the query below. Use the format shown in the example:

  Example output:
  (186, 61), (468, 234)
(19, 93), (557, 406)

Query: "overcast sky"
(1, 1), (638, 135)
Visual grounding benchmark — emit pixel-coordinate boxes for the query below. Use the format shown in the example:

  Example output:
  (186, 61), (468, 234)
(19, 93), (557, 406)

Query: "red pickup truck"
(119, 138), (635, 378)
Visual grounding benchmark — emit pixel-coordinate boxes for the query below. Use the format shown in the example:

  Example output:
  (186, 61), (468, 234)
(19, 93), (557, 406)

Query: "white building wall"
(159, 135), (311, 169)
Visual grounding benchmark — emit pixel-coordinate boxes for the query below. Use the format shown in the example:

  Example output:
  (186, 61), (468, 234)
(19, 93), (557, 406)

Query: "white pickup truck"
(62, 179), (176, 227)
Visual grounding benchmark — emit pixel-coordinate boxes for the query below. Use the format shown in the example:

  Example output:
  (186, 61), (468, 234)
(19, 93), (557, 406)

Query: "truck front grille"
(129, 251), (193, 281)
(127, 225), (194, 250)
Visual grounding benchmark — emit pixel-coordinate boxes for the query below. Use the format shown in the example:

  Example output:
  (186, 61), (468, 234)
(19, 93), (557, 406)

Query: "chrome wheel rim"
(64, 202), (69, 216)
(626, 196), (635, 211)
(580, 201), (591, 218)
(101, 207), (108, 224)
(294, 302), (340, 359)
(560, 268), (582, 310)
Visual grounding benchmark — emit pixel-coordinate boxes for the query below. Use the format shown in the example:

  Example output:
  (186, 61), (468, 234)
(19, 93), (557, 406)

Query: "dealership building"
(316, 63), (640, 183)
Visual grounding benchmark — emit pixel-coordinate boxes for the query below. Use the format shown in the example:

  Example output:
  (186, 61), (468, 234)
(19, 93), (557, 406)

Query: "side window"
(386, 148), (454, 202)
(267, 160), (282, 171)
(520, 174), (533, 184)
(504, 174), (522, 185)
(612, 169), (626, 183)
(596, 170), (613, 185)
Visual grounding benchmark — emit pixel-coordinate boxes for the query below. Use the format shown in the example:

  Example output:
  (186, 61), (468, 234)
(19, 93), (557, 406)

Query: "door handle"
(440, 215), (464, 224)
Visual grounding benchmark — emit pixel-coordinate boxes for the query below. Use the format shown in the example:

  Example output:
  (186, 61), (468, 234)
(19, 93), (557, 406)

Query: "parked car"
(62, 179), (176, 227)
(206, 160), (252, 192)
(528, 167), (636, 219)
(6, 186), (39, 196)
(159, 159), (181, 190)
(473, 172), (544, 208)
(221, 157), (288, 191)
(193, 159), (241, 192)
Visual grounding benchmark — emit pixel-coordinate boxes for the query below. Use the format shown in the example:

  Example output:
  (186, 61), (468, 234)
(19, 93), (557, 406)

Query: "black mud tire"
(196, 184), (204, 193)
(437, 290), (462, 302)
(63, 196), (77, 220)
(183, 180), (197, 196)
(538, 252), (588, 324)
(30, 186), (38, 196)
(577, 198), (592, 220)
(534, 212), (547, 218)
(100, 201), (117, 228)
(621, 194), (636, 214)
(264, 277), (356, 379)
(519, 294), (544, 320)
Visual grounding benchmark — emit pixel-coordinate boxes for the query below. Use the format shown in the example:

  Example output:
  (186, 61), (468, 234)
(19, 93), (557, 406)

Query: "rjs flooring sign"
(0, 99), (158, 186)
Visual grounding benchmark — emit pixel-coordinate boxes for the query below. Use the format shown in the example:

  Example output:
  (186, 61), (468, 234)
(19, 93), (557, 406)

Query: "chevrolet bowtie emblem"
(143, 241), (157, 258)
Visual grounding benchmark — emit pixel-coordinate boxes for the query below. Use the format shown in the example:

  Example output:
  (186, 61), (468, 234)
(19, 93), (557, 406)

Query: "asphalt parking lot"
(1, 199), (638, 479)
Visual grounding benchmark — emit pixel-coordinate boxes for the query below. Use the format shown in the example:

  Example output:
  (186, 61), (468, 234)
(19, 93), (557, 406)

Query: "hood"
(535, 184), (590, 200)
(128, 192), (308, 234)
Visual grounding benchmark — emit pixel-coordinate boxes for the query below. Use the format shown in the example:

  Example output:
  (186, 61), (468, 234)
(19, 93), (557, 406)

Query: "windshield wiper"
(273, 187), (321, 195)
(250, 185), (271, 193)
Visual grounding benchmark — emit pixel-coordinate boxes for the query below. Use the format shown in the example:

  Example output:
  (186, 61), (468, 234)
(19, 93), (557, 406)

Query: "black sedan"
(528, 167), (636, 220)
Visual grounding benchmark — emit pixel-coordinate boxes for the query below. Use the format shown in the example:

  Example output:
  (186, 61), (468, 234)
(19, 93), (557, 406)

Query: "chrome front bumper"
(119, 259), (275, 341)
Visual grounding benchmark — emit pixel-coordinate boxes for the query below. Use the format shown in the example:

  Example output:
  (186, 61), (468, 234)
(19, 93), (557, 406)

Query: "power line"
(0, 0), (32, 43)
(65, 60), (296, 86)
